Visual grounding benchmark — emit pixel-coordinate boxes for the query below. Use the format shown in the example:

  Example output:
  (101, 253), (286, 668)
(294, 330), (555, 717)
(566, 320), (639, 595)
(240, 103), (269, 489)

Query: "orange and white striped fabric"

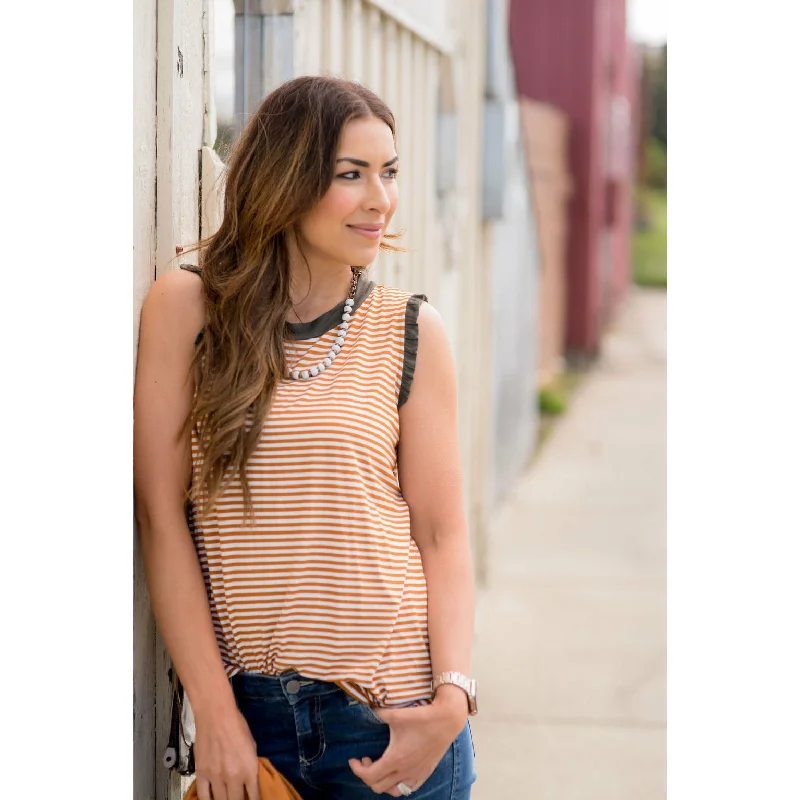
(189, 277), (432, 707)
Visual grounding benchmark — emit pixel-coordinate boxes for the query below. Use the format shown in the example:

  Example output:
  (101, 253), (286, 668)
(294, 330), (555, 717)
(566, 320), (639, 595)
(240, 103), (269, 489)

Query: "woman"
(134, 76), (477, 800)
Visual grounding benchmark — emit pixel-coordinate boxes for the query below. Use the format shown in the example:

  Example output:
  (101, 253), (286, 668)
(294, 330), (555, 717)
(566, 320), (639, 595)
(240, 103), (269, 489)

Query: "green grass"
(534, 368), (588, 459)
(633, 188), (667, 288)
(539, 385), (567, 416)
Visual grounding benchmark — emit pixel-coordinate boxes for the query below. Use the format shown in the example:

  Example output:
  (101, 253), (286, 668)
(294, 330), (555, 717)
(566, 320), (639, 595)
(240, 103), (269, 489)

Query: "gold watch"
(431, 671), (478, 716)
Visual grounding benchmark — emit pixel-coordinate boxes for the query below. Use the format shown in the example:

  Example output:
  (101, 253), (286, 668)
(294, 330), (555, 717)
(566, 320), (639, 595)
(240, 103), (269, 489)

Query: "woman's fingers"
(375, 772), (420, 796)
(349, 757), (404, 795)
(195, 777), (212, 800)
(349, 755), (392, 785)
(356, 756), (406, 796)
(222, 752), (260, 800)
(245, 774), (260, 800)
(210, 780), (229, 800)
(223, 779), (242, 800)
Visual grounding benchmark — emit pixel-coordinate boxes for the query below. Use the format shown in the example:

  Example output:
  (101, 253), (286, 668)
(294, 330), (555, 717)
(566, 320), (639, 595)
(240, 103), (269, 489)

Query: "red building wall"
(509, 0), (638, 358)
(607, 7), (638, 317)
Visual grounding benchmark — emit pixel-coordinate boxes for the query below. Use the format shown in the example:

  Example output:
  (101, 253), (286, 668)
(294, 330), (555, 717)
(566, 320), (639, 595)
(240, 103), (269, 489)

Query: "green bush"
(645, 137), (667, 190)
(539, 387), (567, 416)
(632, 188), (667, 288)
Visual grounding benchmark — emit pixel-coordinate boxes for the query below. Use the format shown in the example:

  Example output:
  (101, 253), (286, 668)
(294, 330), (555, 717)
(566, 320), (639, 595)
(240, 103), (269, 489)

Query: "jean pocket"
(346, 697), (387, 726)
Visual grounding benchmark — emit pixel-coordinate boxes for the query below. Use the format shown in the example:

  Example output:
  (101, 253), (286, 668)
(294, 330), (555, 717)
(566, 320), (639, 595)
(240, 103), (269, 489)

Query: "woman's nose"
(364, 177), (391, 214)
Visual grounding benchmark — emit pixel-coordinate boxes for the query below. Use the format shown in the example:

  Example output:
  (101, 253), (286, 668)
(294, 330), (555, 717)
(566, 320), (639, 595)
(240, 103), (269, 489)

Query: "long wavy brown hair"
(184, 76), (400, 519)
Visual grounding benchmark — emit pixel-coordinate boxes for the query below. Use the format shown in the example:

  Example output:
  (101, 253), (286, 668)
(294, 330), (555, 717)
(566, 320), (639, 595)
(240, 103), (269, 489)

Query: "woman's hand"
(349, 690), (468, 796)
(193, 704), (260, 800)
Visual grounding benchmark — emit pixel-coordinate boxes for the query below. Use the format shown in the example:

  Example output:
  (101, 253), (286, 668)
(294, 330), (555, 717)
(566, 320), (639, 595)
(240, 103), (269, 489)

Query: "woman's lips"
(347, 225), (383, 240)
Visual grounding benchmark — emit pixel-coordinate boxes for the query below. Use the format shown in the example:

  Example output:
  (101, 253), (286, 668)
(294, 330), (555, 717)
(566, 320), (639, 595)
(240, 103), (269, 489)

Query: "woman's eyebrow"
(336, 156), (399, 168)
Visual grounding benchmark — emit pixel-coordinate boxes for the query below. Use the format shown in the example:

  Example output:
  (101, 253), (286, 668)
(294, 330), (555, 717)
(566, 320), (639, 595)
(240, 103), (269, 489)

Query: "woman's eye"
(337, 169), (399, 180)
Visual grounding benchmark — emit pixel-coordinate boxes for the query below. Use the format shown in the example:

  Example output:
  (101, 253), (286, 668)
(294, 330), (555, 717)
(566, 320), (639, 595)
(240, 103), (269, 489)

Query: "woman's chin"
(342, 246), (380, 265)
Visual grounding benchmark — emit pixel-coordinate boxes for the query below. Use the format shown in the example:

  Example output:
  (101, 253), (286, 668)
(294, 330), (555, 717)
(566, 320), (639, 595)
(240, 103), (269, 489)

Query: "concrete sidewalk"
(471, 288), (666, 799)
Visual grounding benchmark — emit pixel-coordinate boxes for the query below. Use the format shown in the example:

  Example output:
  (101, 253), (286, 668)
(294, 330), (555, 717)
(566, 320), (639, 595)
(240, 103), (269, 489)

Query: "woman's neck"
(287, 260), (354, 325)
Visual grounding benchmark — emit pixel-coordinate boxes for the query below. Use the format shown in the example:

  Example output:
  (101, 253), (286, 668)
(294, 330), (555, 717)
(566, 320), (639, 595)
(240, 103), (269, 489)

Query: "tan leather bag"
(183, 757), (303, 800)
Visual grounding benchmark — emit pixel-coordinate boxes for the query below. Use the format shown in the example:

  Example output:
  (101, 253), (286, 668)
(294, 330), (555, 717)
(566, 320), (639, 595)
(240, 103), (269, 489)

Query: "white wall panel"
(132, 0), (158, 796)
(322, 0), (345, 74)
(135, 0), (210, 797)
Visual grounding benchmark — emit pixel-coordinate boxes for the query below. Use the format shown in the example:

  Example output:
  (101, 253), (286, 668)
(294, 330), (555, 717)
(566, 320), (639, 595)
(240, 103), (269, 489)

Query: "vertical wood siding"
(155, 0), (207, 794)
(294, 1), (447, 301)
(133, 0), (158, 796)
(134, 0), (215, 796)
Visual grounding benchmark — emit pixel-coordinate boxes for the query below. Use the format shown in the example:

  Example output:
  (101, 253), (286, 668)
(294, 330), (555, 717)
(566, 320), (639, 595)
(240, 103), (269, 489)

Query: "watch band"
(431, 671), (478, 716)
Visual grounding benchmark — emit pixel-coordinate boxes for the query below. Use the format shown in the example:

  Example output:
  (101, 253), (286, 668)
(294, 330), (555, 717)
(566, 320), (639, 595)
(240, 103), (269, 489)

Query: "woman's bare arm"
(134, 269), (258, 800)
(398, 302), (475, 715)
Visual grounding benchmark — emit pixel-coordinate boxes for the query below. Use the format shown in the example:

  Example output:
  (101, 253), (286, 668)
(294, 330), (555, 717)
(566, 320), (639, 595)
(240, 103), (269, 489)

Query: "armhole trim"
(179, 264), (205, 346)
(398, 293), (428, 409)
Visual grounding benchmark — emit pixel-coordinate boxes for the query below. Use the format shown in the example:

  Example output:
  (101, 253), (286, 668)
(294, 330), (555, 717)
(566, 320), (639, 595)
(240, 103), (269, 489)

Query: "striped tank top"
(186, 268), (432, 708)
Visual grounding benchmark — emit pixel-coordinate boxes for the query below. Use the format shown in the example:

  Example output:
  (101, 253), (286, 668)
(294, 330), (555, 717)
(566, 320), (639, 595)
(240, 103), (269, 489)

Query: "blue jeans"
(231, 671), (477, 799)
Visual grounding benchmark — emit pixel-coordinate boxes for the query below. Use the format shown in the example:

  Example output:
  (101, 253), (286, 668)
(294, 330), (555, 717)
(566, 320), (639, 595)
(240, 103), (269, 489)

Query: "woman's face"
(297, 116), (399, 268)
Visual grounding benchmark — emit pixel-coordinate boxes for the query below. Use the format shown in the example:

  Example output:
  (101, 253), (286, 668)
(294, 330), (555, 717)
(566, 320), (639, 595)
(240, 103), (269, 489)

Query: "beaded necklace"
(286, 266), (361, 380)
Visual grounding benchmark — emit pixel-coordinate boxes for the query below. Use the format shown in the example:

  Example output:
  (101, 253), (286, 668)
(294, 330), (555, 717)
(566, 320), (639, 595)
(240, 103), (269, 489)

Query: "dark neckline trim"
(178, 265), (377, 346)
(287, 272), (375, 341)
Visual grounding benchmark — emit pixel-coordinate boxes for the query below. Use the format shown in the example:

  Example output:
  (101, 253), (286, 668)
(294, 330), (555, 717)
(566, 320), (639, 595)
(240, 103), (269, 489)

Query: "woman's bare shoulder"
(416, 301), (450, 353)
(140, 267), (206, 345)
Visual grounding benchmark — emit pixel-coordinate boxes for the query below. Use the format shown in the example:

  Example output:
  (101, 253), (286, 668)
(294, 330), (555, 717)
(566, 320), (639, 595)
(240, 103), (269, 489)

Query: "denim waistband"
(231, 670), (346, 706)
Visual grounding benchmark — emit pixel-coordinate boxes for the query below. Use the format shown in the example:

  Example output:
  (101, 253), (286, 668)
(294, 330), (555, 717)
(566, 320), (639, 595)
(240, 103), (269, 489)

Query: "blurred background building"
(133, 1), (666, 796)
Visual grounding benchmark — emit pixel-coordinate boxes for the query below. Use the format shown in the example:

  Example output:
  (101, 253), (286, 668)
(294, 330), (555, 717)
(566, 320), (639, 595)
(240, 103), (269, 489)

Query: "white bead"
(340, 323), (349, 332)
(301, 370), (309, 379)
(317, 363), (326, 372)
(335, 336), (345, 346)
(345, 297), (354, 306)
(332, 344), (341, 355)
(291, 371), (300, 380)
(323, 358), (332, 367)
(342, 313), (352, 321)
(327, 350), (337, 360)
(310, 366), (319, 377)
